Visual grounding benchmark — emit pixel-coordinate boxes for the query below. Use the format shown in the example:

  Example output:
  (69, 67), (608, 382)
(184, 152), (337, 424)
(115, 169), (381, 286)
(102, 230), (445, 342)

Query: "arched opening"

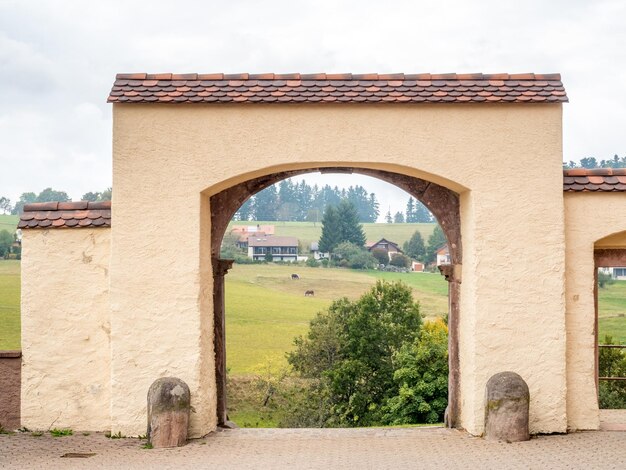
(208, 166), (462, 428)
(593, 231), (626, 427)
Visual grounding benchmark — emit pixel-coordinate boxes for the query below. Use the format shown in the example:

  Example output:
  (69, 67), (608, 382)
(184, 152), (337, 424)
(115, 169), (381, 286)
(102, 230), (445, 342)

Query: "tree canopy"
(288, 281), (425, 426)
(318, 200), (366, 253)
(425, 225), (447, 264)
(403, 230), (426, 261)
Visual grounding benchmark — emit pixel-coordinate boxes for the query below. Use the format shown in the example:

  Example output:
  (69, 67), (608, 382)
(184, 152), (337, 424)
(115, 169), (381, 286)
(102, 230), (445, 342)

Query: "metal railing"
(599, 344), (626, 381)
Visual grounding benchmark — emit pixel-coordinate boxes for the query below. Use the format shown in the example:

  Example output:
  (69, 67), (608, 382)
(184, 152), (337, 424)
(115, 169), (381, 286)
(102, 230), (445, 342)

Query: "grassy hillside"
(598, 280), (626, 344)
(229, 221), (436, 251)
(225, 264), (448, 374)
(0, 261), (20, 350)
(0, 214), (19, 233)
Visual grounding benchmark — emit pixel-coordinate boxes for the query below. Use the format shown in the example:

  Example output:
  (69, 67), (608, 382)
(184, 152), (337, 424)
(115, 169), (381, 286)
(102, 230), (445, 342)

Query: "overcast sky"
(1, 0), (624, 219)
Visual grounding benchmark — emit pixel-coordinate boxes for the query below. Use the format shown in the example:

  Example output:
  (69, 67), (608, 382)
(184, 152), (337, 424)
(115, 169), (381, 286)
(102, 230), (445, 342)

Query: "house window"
(272, 247), (281, 254)
(615, 268), (626, 277)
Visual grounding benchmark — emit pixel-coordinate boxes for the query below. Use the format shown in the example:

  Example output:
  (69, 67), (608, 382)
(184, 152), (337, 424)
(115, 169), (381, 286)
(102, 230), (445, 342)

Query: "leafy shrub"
(390, 253), (411, 268)
(287, 281), (423, 427)
(371, 248), (389, 266)
(598, 271), (615, 289)
(306, 257), (320, 268)
(382, 319), (449, 424)
(599, 335), (626, 409)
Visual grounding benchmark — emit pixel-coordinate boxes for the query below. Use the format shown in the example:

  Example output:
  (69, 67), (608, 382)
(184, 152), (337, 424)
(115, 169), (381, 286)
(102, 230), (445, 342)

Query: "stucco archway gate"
(20, 71), (602, 437)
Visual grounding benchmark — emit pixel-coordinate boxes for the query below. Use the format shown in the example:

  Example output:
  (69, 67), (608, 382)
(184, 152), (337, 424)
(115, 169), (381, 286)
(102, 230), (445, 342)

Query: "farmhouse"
(230, 225), (274, 249)
(309, 241), (327, 260)
(367, 238), (403, 260)
(247, 235), (298, 262)
(436, 243), (450, 266)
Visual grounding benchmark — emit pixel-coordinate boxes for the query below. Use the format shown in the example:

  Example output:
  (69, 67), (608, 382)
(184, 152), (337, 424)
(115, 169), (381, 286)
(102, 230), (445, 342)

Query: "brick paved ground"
(1, 427), (625, 470)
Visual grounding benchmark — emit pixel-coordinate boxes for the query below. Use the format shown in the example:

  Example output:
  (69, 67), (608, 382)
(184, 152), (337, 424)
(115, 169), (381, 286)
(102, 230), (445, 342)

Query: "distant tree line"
(563, 154), (626, 169)
(236, 180), (381, 223)
(0, 188), (112, 215)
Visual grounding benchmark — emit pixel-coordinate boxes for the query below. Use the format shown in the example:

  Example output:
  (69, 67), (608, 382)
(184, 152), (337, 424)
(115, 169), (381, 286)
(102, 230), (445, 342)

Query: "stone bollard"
(147, 377), (191, 448)
(484, 371), (530, 442)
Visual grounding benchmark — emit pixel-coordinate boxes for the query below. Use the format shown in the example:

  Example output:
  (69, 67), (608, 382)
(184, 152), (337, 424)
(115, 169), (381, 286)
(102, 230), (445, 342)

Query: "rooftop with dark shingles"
(18, 201), (111, 229)
(108, 72), (568, 104)
(563, 168), (626, 192)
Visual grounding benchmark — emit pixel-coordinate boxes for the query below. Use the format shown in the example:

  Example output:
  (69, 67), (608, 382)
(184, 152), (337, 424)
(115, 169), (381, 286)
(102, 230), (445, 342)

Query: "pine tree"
(336, 200), (366, 247)
(406, 197), (415, 222)
(253, 186), (279, 220)
(368, 193), (380, 223)
(413, 200), (433, 223)
(319, 205), (341, 253)
(385, 210), (393, 223)
(425, 225), (448, 263)
(237, 198), (253, 221)
(403, 231), (426, 261)
(393, 212), (405, 223)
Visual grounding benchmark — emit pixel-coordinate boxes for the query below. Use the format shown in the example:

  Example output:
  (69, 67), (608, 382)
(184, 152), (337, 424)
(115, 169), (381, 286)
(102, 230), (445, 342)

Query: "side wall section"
(564, 192), (626, 430)
(21, 228), (111, 431)
(0, 351), (21, 429)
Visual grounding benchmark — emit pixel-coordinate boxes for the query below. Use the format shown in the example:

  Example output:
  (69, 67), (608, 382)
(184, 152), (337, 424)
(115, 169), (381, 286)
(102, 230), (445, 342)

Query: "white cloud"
(0, 0), (624, 209)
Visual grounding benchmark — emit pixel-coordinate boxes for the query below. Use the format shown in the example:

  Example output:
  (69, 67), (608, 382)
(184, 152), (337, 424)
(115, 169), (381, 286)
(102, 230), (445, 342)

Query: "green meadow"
(0, 261), (20, 350)
(598, 280), (626, 344)
(0, 214), (19, 233)
(225, 264), (448, 374)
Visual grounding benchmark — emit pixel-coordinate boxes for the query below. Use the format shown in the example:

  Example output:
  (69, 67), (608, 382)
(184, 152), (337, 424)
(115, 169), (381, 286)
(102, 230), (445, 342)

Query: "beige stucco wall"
(111, 103), (566, 436)
(21, 228), (111, 431)
(564, 192), (626, 430)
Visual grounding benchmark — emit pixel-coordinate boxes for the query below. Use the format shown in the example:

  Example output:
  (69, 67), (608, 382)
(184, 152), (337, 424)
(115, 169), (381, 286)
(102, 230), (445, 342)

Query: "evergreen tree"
(253, 186), (278, 220)
(318, 205), (341, 253)
(425, 225), (447, 263)
(413, 200), (433, 223)
(403, 230), (426, 261)
(406, 197), (415, 222)
(393, 212), (405, 223)
(336, 200), (366, 247)
(295, 180), (312, 221)
(368, 193), (380, 223)
(236, 198), (253, 221)
(385, 210), (393, 223)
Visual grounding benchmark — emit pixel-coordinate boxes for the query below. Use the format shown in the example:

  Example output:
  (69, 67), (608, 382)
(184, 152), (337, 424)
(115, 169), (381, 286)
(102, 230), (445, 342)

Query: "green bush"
(371, 248), (389, 266)
(598, 335), (626, 409)
(598, 271), (615, 289)
(306, 257), (320, 268)
(287, 281), (425, 427)
(382, 320), (449, 424)
(390, 253), (411, 268)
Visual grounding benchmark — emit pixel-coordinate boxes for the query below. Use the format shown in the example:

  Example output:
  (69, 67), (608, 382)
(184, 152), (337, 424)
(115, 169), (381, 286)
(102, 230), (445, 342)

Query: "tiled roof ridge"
(23, 201), (111, 212)
(19, 200), (111, 229)
(563, 168), (626, 176)
(115, 72), (562, 81)
(563, 169), (626, 192)
(109, 72), (567, 104)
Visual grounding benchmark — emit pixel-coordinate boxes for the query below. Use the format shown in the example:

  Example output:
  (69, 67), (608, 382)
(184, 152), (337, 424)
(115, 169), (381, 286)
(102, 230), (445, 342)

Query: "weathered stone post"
(484, 371), (530, 442)
(147, 377), (191, 448)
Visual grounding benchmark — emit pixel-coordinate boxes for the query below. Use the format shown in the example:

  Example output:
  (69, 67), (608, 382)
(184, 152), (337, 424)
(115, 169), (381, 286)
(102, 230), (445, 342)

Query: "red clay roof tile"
(563, 169), (626, 192)
(19, 201), (111, 229)
(108, 73), (568, 104)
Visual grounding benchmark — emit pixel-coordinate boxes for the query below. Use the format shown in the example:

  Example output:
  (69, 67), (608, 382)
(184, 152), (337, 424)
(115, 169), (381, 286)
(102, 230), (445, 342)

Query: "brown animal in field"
(304, 290), (314, 297)
(291, 273), (300, 280)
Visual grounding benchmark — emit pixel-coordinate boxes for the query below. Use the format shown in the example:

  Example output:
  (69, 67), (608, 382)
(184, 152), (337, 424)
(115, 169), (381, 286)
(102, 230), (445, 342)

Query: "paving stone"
(1, 427), (625, 469)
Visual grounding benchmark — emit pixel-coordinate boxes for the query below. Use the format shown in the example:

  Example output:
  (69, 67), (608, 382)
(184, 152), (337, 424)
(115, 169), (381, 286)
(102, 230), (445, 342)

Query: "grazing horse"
(291, 273), (300, 280)
(304, 290), (314, 297)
